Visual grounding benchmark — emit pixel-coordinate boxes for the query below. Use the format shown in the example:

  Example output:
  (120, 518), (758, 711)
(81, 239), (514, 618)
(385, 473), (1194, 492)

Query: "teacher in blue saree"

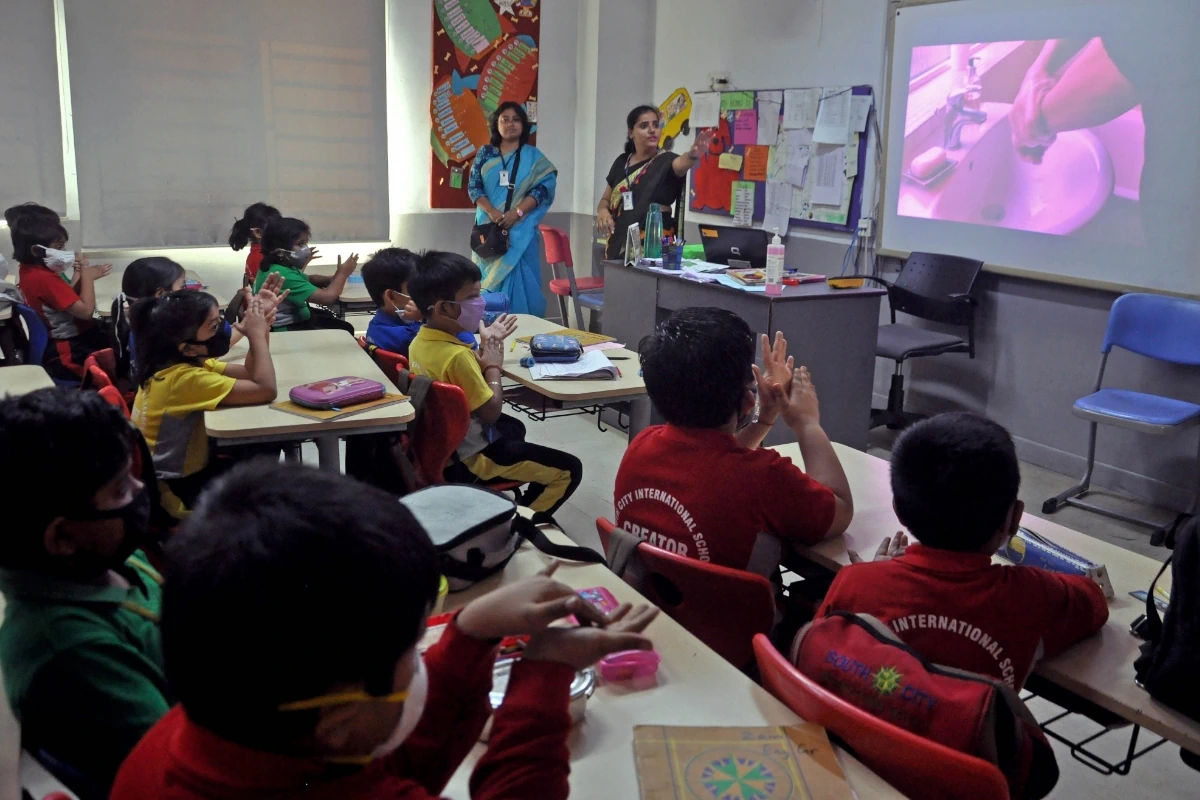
(469, 101), (557, 316)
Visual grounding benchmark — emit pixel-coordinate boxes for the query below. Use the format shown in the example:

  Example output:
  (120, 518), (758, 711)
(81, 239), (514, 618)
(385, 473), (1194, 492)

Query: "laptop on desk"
(698, 225), (769, 269)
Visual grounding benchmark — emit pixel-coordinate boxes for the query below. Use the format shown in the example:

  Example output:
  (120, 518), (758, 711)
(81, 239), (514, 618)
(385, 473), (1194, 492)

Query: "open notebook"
(530, 351), (619, 381)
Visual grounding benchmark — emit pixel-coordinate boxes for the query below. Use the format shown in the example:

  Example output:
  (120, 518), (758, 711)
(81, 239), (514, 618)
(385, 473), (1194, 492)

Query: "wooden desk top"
(204, 330), (414, 440)
(440, 529), (904, 800)
(501, 314), (647, 402)
(774, 442), (1200, 754)
(0, 366), (53, 398)
(305, 264), (373, 304)
(93, 270), (226, 319)
(603, 259), (886, 302)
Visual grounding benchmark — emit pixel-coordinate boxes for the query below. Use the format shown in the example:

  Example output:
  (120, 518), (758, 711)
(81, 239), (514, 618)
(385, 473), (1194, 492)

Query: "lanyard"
(499, 147), (518, 174)
(624, 152), (654, 189)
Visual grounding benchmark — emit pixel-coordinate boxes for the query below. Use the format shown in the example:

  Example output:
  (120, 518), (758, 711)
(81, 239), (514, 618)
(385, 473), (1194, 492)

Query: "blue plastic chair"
(1043, 293), (1200, 542)
(14, 303), (79, 387)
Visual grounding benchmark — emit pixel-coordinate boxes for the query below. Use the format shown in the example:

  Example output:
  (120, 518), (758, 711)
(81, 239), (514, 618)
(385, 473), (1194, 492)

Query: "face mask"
(65, 490), (152, 572)
(447, 297), (487, 334)
(36, 246), (75, 271)
(277, 246), (312, 269)
(188, 323), (232, 359)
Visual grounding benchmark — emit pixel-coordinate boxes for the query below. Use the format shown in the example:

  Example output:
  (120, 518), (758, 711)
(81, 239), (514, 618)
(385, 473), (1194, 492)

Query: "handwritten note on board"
(849, 95), (872, 134)
(732, 181), (755, 226)
(763, 180), (793, 237)
(757, 100), (781, 146)
(720, 91), (755, 112)
(783, 88), (820, 129)
(813, 87), (852, 145)
(743, 146), (770, 181)
(732, 110), (758, 146)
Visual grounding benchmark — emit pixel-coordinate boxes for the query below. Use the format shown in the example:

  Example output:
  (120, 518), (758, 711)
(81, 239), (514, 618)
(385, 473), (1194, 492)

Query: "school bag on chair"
(401, 484), (604, 590)
(792, 611), (1060, 799)
(1134, 515), (1200, 723)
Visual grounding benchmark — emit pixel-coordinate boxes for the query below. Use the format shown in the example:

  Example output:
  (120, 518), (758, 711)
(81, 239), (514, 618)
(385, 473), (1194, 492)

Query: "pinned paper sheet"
(811, 145), (846, 206)
(732, 181), (755, 227)
(785, 130), (813, 189)
(717, 152), (743, 171)
(763, 179), (793, 237)
(783, 88), (820, 129)
(767, 130), (789, 181)
(849, 95), (872, 134)
(757, 100), (781, 145)
(732, 109), (758, 146)
(691, 91), (721, 129)
(757, 90), (783, 104)
(845, 134), (860, 179)
(743, 145), (770, 181)
(720, 91), (755, 112)
(813, 87), (852, 145)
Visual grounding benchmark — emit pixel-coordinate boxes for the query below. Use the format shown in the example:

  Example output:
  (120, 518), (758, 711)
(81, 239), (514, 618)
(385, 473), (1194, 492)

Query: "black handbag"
(470, 148), (521, 259)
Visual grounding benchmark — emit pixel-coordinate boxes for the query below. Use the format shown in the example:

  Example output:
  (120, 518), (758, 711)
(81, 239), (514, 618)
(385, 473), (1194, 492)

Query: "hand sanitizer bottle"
(765, 229), (785, 296)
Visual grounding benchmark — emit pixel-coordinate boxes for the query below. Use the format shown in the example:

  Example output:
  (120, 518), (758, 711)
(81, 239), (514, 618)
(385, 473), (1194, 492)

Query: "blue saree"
(469, 143), (557, 316)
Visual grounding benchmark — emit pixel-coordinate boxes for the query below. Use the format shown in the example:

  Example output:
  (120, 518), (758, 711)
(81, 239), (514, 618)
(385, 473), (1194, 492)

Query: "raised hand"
(474, 325), (506, 374)
(780, 366), (821, 430)
(849, 532), (910, 564)
(336, 253), (358, 275)
(235, 297), (270, 339)
(481, 312), (519, 341)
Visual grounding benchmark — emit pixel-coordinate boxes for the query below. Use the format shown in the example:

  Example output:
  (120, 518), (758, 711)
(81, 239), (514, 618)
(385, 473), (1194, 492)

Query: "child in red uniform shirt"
(812, 412), (1109, 690)
(11, 210), (112, 380)
(228, 201), (281, 284)
(614, 307), (853, 577)
(112, 460), (657, 800)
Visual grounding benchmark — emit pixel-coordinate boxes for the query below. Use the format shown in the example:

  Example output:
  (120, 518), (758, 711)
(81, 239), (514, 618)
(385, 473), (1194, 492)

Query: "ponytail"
(229, 202), (281, 251)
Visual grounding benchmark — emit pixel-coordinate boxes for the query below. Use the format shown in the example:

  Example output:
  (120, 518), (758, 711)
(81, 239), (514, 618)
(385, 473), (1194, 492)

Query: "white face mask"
(37, 246), (75, 271)
(370, 659), (428, 760)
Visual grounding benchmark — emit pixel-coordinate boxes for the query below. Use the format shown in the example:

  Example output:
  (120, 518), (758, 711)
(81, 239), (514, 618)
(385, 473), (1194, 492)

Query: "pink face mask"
(448, 296), (487, 334)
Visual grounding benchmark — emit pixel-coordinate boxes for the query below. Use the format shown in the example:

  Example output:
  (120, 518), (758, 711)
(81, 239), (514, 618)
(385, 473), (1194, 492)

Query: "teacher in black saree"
(596, 105), (713, 260)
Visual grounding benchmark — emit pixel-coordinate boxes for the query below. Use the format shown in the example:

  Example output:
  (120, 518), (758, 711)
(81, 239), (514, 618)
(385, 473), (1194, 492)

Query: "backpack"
(343, 367), (432, 496)
(400, 484), (605, 590)
(792, 611), (1059, 800)
(1134, 515), (1200, 718)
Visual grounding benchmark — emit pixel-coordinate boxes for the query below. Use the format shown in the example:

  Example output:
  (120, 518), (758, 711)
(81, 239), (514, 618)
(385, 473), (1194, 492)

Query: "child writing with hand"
(113, 460), (657, 799)
(253, 216), (356, 334)
(130, 291), (282, 518)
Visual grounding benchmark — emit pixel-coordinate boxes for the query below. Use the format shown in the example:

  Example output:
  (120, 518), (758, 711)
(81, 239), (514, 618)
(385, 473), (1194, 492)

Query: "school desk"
(440, 527), (906, 800)
(0, 365), (53, 398)
(303, 263), (375, 318)
(601, 260), (885, 450)
(93, 270), (226, 319)
(204, 329), (414, 471)
(773, 442), (1200, 758)
(499, 314), (651, 442)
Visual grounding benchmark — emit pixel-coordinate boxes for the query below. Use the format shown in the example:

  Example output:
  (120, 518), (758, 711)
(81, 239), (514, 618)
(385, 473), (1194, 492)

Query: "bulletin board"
(688, 85), (873, 234)
(429, 0), (541, 209)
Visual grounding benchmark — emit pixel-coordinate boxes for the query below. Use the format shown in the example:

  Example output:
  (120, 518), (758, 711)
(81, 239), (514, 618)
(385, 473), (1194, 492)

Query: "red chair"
(84, 363), (114, 391)
(97, 384), (130, 418)
(753, 634), (1010, 800)
(540, 225), (603, 328)
(365, 345), (409, 387)
(410, 381), (521, 493)
(595, 518), (774, 668)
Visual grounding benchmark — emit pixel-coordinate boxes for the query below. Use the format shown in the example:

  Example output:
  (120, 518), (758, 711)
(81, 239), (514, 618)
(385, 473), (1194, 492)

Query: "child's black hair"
(0, 388), (132, 570)
(890, 412), (1022, 552)
(408, 250), (481, 315)
(129, 290), (220, 387)
(258, 217), (311, 271)
(489, 101), (531, 148)
(11, 215), (68, 264)
(624, 104), (660, 155)
(113, 257), (188, 369)
(638, 307), (754, 428)
(228, 203), (281, 251)
(161, 459), (439, 750)
(4, 202), (59, 229)
(361, 247), (418, 308)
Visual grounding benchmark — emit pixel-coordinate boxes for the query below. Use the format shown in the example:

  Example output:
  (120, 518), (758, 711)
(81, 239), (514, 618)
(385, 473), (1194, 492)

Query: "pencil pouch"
(529, 334), (582, 363)
(289, 376), (385, 410)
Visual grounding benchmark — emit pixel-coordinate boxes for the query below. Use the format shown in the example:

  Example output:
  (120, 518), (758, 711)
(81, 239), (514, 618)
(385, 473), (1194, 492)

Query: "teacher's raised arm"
(596, 105), (712, 260)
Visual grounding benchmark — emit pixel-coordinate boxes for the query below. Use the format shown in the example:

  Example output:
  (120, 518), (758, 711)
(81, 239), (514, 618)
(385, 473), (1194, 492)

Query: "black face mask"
(64, 490), (153, 572)
(187, 322), (232, 359)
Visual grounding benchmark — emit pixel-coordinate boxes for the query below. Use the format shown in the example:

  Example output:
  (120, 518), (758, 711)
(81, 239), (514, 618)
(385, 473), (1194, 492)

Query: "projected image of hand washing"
(897, 40), (1145, 243)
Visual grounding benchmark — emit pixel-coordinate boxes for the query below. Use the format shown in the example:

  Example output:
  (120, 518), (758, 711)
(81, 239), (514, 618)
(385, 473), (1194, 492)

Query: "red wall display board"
(429, 0), (541, 208)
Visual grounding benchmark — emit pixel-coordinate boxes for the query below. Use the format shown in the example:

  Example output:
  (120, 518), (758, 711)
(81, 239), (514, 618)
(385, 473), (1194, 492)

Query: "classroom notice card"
(633, 724), (853, 800)
(813, 88), (852, 145)
(732, 181), (756, 227)
(783, 88), (820, 130)
(692, 92), (721, 129)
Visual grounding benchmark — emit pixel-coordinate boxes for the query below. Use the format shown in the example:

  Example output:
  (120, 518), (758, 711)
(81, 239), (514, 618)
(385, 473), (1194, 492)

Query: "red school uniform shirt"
(18, 263), (93, 339)
(111, 620), (576, 800)
(244, 243), (264, 282)
(815, 543), (1110, 690)
(614, 425), (836, 573)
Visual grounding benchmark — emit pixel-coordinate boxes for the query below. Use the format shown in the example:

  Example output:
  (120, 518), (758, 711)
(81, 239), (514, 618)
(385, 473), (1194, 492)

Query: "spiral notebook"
(530, 351), (619, 381)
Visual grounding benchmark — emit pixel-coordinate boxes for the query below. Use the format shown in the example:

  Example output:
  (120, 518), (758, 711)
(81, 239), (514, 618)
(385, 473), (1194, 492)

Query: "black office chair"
(869, 252), (983, 430)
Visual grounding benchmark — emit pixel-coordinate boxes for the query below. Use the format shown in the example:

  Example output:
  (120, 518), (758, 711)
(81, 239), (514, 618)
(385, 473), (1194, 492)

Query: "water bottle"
(643, 206), (663, 259)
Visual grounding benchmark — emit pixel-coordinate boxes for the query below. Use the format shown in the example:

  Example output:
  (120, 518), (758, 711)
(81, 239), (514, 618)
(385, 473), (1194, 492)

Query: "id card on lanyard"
(621, 189), (634, 211)
(622, 153), (649, 213)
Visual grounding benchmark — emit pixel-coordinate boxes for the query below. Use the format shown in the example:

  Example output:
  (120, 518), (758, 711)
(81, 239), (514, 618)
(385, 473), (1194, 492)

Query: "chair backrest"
(15, 304), (48, 364)
(633, 542), (775, 667)
(368, 346), (409, 386)
(84, 363), (114, 391)
(539, 225), (574, 269)
(891, 252), (983, 326)
(82, 348), (118, 383)
(1102, 293), (1200, 365)
(753, 634), (1010, 800)
(410, 380), (471, 484)
(97, 384), (130, 418)
(596, 516), (615, 554)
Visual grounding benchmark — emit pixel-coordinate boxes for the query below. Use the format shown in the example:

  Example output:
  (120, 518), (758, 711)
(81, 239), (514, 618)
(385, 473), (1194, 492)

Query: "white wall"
(651, 0), (890, 242)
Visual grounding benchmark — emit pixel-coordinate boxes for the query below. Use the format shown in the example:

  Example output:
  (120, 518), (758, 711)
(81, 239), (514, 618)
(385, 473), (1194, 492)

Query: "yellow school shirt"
(132, 360), (237, 480)
(409, 326), (492, 459)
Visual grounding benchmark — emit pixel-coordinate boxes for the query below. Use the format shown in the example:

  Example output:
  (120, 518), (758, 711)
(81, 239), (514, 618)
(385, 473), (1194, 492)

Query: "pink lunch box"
(289, 376), (385, 410)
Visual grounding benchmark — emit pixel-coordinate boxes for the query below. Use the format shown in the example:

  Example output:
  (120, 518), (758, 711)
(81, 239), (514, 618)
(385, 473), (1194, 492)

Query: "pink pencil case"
(289, 376), (385, 410)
